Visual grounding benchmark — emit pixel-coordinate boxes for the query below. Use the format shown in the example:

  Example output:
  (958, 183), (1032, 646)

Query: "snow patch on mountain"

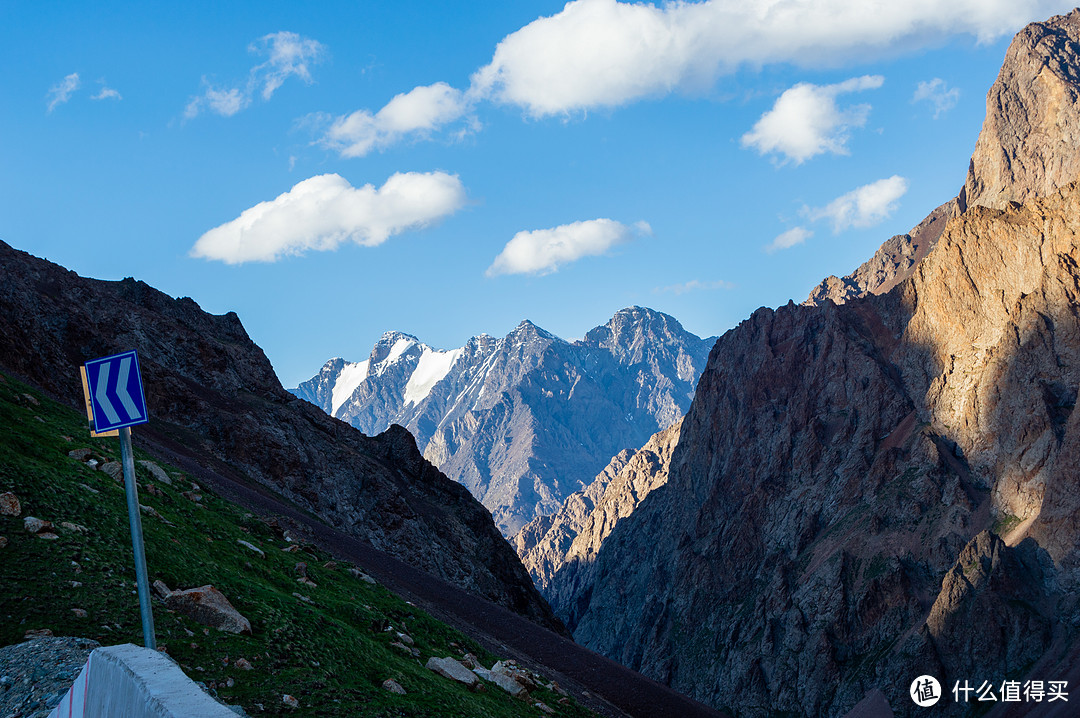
(404, 347), (463, 406)
(331, 360), (370, 415)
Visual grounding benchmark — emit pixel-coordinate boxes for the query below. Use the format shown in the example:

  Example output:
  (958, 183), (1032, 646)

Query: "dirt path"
(140, 428), (728, 718)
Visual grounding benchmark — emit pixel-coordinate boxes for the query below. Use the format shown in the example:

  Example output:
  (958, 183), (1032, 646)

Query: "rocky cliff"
(513, 419), (681, 617)
(0, 241), (560, 631)
(562, 10), (1080, 716)
(294, 306), (714, 535)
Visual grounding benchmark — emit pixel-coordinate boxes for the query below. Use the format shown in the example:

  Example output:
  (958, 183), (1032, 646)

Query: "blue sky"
(2, 1), (1074, 387)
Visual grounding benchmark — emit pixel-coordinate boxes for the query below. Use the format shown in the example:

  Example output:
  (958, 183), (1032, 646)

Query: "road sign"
(84, 350), (149, 433)
(79, 366), (118, 437)
(79, 348), (156, 649)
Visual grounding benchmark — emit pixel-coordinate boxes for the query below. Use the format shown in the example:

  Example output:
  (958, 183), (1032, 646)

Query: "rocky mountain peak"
(963, 8), (1080, 211)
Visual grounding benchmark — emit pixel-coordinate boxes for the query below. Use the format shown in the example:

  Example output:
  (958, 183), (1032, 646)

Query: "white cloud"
(765, 226), (813, 253)
(250, 31), (327, 100)
(186, 84), (248, 118)
(486, 218), (646, 276)
(46, 73), (80, 113)
(655, 279), (735, 294)
(91, 86), (122, 101)
(913, 78), (960, 118)
(322, 83), (472, 158)
(191, 171), (466, 264)
(741, 76), (883, 164)
(185, 31), (325, 119)
(469, 0), (1056, 117)
(806, 176), (909, 232)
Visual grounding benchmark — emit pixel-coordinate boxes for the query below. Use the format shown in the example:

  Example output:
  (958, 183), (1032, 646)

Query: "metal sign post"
(83, 350), (155, 649)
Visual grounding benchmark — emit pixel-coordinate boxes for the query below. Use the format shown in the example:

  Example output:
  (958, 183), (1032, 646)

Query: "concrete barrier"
(47, 643), (237, 717)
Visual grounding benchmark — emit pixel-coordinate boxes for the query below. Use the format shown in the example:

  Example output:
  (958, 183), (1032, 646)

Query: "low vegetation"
(0, 371), (590, 717)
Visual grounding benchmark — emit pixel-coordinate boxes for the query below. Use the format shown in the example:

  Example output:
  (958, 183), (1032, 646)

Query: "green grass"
(0, 371), (591, 717)
(991, 512), (1023, 537)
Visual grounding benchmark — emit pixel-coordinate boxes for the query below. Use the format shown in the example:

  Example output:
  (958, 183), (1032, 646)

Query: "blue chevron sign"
(85, 350), (149, 432)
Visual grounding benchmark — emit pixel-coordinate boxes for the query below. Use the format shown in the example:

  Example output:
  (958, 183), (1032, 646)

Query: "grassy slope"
(0, 371), (591, 717)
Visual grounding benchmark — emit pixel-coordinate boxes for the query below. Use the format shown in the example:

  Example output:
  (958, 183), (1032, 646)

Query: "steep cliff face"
(0, 241), (560, 630)
(963, 10), (1080, 211)
(514, 419), (681, 617)
(294, 307), (714, 535)
(565, 10), (1080, 716)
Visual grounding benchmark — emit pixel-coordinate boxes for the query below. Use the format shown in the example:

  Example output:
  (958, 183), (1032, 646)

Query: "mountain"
(0, 240), (560, 632)
(513, 419), (681, 617)
(553, 9), (1080, 716)
(293, 307), (715, 535)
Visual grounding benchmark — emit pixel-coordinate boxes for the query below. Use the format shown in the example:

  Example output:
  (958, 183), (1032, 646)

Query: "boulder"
(236, 540), (264, 558)
(100, 461), (124, 482)
(0, 492), (20, 516)
(23, 516), (52, 534)
(165, 585), (252, 634)
(152, 580), (172, 599)
(425, 657), (480, 689)
(382, 678), (406, 695)
(137, 460), (172, 485)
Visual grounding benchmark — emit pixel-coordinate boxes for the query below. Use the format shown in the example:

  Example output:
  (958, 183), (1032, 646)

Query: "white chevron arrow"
(115, 356), (142, 420)
(94, 362), (121, 425)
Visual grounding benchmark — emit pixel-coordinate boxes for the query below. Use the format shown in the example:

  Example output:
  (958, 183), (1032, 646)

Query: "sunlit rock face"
(561, 10), (1080, 717)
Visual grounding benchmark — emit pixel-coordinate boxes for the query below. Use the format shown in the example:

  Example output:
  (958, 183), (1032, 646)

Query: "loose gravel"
(0, 636), (99, 718)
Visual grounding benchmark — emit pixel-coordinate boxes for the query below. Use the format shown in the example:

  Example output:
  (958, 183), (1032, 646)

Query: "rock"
(23, 629), (52, 639)
(349, 568), (377, 584)
(137, 460), (172, 485)
(0, 537), (7, 549)
(78, 483), (99, 495)
(234, 657), (253, 670)
(182, 491), (202, 503)
(487, 669), (529, 698)
(152, 579), (172, 599)
(296, 577), (317, 587)
(282, 545), (300, 553)
(237, 540), (264, 558)
(292, 592), (313, 604)
(396, 632), (414, 646)
(282, 694), (299, 708)
(145, 484), (164, 497)
(964, 10), (1080, 211)
(460, 653), (479, 669)
(323, 561), (337, 570)
(294, 562), (307, 577)
(425, 657), (481, 689)
(0, 491), (20, 516)
(515, 419), (683, 615)
(71, 608), (87, 618)
(37, 532), (59, 540)
(535, 702), (555, 715)
(21, 393), (39, 406)
(165, 585), (252, 634)
(382, 678), (406, 695)
(67, 448), (92, 461)
(100, 461), (124, 482)
(60, 521), (88, 533)
(23, 516), (52, 534)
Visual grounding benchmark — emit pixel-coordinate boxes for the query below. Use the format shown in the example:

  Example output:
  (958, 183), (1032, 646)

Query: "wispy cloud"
(913, 78), (960, 118)
(805, 176), (909, 232)
(741, 76), (883, 164)
(46, 73), (80, 113)
(320, 0), (1049, 156)
(654, 279), (735, 294)
(91, 86), (122, 101)
(185, 31), (326, 119)
(487, 219), (649, 276)
(191, 172), (466, 264)
(765, 227), (813, 253)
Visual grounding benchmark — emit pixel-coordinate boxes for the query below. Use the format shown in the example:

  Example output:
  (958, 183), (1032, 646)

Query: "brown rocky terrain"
(513, 420), (681, 619)
(559, 9), (1080, 717)
(0, 240), (560, 631)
